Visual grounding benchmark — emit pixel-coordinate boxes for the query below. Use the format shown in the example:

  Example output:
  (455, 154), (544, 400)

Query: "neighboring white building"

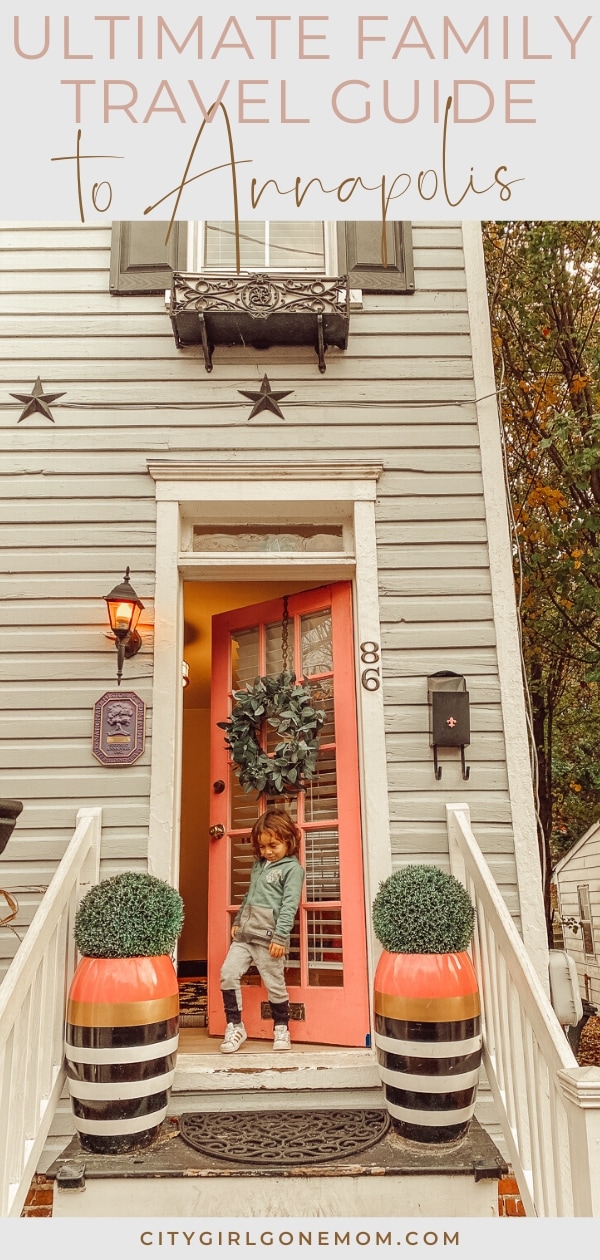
(553, 822), (600, 1008)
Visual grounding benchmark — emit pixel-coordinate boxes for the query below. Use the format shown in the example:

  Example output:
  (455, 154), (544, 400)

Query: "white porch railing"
(447, 803), (600, 1217)
(0, 807), (101, 1218)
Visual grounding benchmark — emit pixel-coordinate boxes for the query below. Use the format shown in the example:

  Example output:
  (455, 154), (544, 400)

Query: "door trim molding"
(146, 460), (391, 981)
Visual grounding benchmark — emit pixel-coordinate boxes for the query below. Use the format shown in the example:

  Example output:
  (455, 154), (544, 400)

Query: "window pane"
(304, 749), (338, 821)
(265, 618), (295, 676)
(269, 222), (325, 269)
(301, 610), (333, 677)
(229, 833), (254, 906)
(205, 222), (266, 269)
(204, 222), (325, 271)
(307, 908), (343, 985)
(305, 828), (340, 901)
(231, 627), (259, 689)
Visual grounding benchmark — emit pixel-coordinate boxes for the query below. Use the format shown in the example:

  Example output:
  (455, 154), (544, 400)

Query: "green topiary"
(372, 865), (475, 954)
(74, 872), (184, 958)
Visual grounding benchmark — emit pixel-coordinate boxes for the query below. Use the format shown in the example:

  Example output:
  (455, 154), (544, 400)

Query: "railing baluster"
(446, 803), (600, 1218)
(0, 807), (102, 1218)
(0, 1032), (14, 1217)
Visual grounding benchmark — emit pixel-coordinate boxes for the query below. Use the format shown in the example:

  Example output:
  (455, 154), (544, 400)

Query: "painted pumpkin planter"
(372, 865), (481, 1144)
(65, 872), (184, 1154)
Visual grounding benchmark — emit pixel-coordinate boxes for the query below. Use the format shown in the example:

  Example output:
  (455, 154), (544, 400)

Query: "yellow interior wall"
(178, 579), (317, 964)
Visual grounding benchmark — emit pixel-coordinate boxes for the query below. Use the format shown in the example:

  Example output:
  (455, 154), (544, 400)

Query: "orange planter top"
(374, 949), (479, 1001)
(69, 954), (178, 1006)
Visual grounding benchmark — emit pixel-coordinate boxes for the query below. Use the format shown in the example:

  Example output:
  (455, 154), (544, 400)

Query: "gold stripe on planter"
(67, 994), (178, 1028)
(374, 989), (480, 1023)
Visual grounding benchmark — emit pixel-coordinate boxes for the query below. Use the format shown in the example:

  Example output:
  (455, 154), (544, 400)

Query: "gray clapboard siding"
(385, 704), (504, 733)
(0, 219), (529, 979)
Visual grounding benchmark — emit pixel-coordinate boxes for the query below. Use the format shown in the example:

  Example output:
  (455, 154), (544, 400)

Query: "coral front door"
(208, 583), (370, 1047)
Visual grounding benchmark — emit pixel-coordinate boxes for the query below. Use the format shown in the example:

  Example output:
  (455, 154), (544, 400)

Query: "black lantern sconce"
(104, 567), (144, 686)
(0, 798), (23, 858)
(427, 671), (471, 781)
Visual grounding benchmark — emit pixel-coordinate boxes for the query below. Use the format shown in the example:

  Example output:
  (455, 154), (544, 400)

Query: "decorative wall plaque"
(92, 691), (145, 767)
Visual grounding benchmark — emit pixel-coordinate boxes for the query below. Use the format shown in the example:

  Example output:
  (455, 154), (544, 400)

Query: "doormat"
(179, 1108), (390, 1165)
(178, 980), (207, 1028)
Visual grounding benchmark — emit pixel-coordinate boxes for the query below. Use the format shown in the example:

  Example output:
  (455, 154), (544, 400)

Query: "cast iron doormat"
(179, 1108), (390, 1166)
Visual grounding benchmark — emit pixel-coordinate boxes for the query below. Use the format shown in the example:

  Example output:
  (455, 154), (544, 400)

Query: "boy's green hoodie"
(233, 855), (305, 947)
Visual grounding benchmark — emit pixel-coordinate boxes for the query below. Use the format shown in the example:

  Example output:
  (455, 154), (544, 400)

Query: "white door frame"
(146, 459), (392, 982)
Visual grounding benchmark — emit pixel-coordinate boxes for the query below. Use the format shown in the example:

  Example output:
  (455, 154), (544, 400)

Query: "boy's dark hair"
(250, 809), (301, 859)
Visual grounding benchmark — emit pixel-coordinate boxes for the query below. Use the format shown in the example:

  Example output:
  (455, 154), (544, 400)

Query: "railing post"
(446, 802), (470, 888)
(74, 807), (101, 906)
(556, 1067), (600, 1216)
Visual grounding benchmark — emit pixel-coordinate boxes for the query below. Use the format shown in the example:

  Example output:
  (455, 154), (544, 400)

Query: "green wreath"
(217, 671), (326, 796)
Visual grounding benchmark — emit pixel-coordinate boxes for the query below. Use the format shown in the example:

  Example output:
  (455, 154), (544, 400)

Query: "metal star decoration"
(238, 375), (293, 420)
(10, 377), (66, 423)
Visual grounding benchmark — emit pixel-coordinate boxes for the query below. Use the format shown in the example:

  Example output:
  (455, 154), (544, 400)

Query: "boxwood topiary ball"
(372, 864), (475, 954)
(74, 872), (184, 958)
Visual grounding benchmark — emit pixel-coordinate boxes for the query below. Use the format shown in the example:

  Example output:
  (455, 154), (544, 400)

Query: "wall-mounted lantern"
(0, 798), (23, 857)
(427, 671), (470, 781)
(104, 567), (144, 686)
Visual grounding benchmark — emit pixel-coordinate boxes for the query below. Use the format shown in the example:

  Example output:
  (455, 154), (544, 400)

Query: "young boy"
(219, 809), (304, 1053)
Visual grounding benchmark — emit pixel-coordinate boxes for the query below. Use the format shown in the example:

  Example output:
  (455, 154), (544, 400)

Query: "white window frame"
(187, 221), (338, 274)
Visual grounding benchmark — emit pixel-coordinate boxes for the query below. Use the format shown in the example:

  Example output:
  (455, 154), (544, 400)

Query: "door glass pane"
(231, 627), (259, 689)
(230, 833), (254, 907)
(308, 678), (335, 742)
(304, 749), (338, 822)
(307, 908), (343, 986)
(301, 610), (333, 677)
(230, 776), (261, 832)
(305, 829), (340, 901)
(265, 619), (295, 676)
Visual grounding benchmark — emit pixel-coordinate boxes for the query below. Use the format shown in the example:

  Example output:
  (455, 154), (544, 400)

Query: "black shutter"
(110, 221), (188, 294)
(337, 222), (414, 294)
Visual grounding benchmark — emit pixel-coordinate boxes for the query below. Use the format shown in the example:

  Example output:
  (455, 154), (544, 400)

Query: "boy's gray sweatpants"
(220, 939), (288, 1010)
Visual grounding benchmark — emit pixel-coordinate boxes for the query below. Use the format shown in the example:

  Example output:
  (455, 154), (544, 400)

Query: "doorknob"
(209, 824), (225, 839)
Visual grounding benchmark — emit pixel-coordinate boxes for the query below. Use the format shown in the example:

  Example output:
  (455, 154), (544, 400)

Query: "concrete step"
(49, 1117), (508, 1218)
(43, 1046), (385, 1166)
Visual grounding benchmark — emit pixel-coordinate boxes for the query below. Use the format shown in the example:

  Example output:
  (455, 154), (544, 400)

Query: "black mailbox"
(427, 673), (470, 781)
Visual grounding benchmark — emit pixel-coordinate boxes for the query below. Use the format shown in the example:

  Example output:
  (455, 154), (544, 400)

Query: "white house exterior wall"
(0, 221), (545, 979)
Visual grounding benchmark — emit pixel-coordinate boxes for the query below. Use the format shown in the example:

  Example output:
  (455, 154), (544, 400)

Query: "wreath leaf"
(218, 672), (326, 797)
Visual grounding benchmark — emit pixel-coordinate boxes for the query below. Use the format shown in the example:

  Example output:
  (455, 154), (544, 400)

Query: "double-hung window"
(191, 221), (336, 273)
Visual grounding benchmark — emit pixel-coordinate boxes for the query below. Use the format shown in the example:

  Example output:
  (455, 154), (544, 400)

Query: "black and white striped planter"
(374, 950), (482, 1143)
(65, 955), (179, 1154)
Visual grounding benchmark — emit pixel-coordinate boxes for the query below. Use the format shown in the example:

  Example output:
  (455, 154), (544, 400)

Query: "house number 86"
(360, 642), (381, 691)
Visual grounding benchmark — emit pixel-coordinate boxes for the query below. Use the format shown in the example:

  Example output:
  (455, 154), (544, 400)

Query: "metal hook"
(433, 747), (443, 780)
(461, 747), (471, 781)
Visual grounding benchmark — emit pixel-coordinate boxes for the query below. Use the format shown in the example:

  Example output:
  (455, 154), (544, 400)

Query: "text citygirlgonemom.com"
(138, 1229), (460, 1248)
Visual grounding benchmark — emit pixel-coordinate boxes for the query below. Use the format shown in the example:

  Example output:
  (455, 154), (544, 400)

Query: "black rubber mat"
(179, 1108), (390, 1165)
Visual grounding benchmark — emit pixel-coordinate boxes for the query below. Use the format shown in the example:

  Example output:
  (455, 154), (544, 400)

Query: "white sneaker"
(273, 1024), (291, 1051)
(220, 1022), (247, 1053)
